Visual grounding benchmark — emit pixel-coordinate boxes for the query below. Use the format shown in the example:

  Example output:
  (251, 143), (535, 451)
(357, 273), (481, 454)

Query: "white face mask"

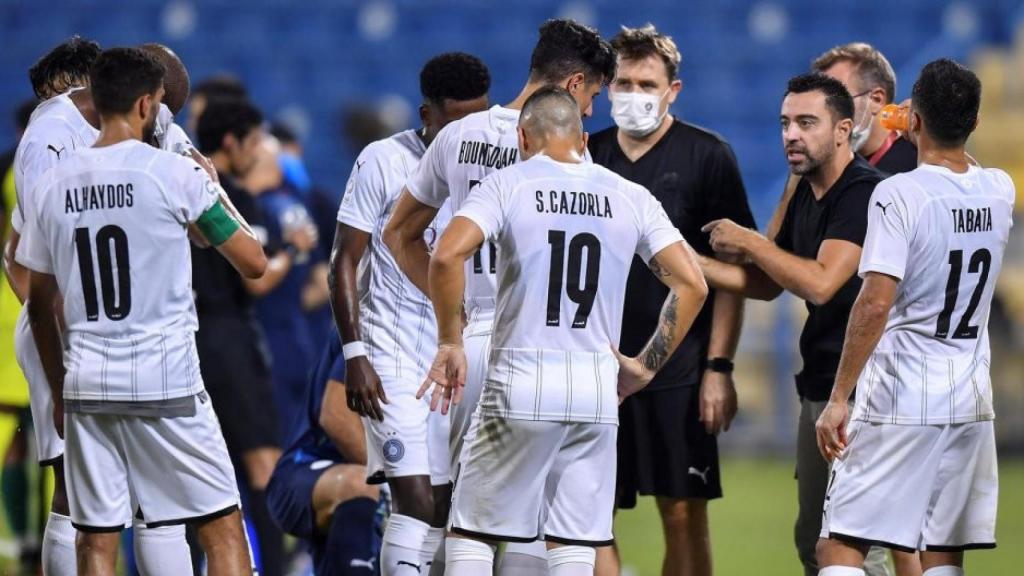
(611, 89), (669, 137)
(849, 94), (874, 152)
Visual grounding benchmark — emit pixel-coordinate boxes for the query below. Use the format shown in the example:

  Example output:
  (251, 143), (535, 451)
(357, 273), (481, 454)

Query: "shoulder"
(671, 120), (736, 157)
(841, 157), (885, 193)
(982, 167), (1016, 203)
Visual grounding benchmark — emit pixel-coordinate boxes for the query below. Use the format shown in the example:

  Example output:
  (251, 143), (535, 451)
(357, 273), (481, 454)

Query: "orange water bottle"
(879, 103), (909, 132)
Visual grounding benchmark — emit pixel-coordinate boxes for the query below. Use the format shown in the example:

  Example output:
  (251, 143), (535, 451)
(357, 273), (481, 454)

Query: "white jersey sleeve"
(405, 122), (455, 209)
(164, 156), (221, 224)
(12, 125), (75, 233)
(454, 172), (506, 241)
(635, 189), (683, 263)
(14, 169), (57, 274)
(337, 145), (389, 233)
(859, 179), (912, 280)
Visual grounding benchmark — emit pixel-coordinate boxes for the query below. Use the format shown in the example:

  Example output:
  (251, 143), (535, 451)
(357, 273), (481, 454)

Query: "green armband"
(195, 201), (240, 246)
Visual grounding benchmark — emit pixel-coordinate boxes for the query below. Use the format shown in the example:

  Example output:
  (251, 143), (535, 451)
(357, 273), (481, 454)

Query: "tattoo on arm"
(648, 259), (672, 278)
(640, 292), (679, 373)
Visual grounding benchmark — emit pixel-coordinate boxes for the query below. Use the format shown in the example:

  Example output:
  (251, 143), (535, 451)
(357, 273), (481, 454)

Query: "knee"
(815, 538), (840, 567)
(658, 498), (708, 536)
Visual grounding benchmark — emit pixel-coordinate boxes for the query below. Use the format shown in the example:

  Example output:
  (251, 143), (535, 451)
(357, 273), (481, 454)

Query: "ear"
(419, 103), (431, 131)
(667, 79), (683, 104)
(222, 132), (237, 154)
(565, 72), (586, 93)
(138, 93), (151, 120)
(580, 131), (589, 155)
(836, 117), (853, 145)
(868, 87), (886, 114)
(517, 126), (528, 153)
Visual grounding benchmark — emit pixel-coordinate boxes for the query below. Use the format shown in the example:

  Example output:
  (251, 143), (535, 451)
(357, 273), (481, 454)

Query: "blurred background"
(1, 0), (1023, 574)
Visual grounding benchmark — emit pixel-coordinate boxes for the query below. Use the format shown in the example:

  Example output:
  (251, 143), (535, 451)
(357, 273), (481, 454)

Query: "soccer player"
(330, 51), (491, 575)
(16, 47), (265, 575)
(382, 20), (614, 573)
(266, 328), (381, 575)
(697, 74), (887, 576)
(815, 59), (1009, 576)
(587, 25), (755, 576)
(421, 86), (707, 576)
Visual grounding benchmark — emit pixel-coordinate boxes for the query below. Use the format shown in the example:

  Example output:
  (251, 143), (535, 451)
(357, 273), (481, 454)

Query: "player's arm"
(26, 271), (65, 436)
(3, 230), (28, 302)
(618, 242), (709, 399)
(193, 192), (267, 279)
(703, 219), (860, 306)
(320, 378), (368, 464)
(417, 216), (483, 414)
(696, 252), (783, 301)
(328, 223), (388, 421)
(382, 189), (439, 297)
(816, 272), (898, 461)
(702, 275), (743, 435)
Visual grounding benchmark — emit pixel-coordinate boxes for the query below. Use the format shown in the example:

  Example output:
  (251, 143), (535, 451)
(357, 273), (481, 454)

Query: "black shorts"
(616, 384), (722, 508)
(195, 316), (280, 454)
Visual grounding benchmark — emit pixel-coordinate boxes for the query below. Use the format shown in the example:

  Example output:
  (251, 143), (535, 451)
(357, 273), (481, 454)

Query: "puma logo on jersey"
(875, 201), (893, 215)
(349, 557), (375, 570)
(47, 144), (66, 159)
(356, 160), (366, 171)
(396, 560), (421, 571)
(688, 466), (710, 484)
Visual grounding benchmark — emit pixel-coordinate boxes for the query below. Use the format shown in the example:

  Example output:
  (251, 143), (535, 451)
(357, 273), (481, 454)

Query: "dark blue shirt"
(282, 331), (347, 465)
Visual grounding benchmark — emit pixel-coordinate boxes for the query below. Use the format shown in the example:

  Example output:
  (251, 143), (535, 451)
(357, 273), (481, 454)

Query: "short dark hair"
(420, 52), (491, 106)
(813, 43), (897, 104)
(90, 48), (165, 116)
(529, 19), (616, 86)
(611, 24), (681, 81)
(196, 99), (263, 154)
(911, 58), (980, 147)
(193, 75), (248, 103)
(28, 36), (102, 100)
(140, 43), (190, 115)
(785, 73), (854, 122)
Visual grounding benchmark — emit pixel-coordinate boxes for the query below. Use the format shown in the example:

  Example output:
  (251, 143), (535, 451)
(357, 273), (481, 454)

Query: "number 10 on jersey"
(74, 225), (132, 321)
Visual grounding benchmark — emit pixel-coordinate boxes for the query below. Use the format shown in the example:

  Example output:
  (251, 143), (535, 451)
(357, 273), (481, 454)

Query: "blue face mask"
(278, 152), (311, 196)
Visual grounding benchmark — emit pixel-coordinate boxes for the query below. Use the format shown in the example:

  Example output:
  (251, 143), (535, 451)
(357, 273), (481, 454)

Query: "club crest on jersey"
(383, 438), (405, 463)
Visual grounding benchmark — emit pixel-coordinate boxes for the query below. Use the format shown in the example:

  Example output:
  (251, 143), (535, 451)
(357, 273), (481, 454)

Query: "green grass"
(616, 458), (1024, 575)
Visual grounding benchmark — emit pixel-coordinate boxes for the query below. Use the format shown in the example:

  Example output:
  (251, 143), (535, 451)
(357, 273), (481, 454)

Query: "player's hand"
(612, 346), (654, 403)
(52, 398), (64, 439)
(345, 356), (388, 421)
(700, 370), (738, 435)
(701, 219), (754, 256)
(417, 343), (466, 415)
(189, 149), (219, 183)
(815, 400), (849, 462)
(286, 224), (318, 255)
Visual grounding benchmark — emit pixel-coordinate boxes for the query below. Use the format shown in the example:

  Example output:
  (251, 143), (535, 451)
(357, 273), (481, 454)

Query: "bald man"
(421, 86), (708, 576)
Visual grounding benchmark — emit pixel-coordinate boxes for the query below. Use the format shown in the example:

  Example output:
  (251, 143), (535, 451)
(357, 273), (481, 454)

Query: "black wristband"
(706, 357), (734, 374)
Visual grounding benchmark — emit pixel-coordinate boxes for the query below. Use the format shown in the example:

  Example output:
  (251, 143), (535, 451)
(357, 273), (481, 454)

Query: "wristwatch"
(706, 357), (734, 374)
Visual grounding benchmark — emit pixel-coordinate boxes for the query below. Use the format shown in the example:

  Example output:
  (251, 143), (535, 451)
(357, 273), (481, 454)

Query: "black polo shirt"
(589, 119), (756, 390)
(775, 156), (883, 401)
(872, 135), (917, 176)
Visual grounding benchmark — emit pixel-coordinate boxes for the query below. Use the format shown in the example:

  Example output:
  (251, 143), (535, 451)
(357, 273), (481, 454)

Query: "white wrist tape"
(342, 341), (368, 360)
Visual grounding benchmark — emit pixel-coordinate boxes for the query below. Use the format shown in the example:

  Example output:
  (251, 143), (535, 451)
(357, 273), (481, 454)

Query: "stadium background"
(1, 0), (1023, 574)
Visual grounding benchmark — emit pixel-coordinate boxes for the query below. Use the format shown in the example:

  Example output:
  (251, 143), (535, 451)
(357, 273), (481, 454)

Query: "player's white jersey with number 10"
(16, 140), (220, 402)
(855, 164), (1014, 425)
(456, 154), (683, 425)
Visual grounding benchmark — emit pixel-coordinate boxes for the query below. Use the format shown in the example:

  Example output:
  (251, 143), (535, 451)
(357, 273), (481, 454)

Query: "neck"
(93, 116), (141, 148)
(617, 114), (673, 161)
(857, 120), (890, 157)
(918, 140), (970, 174)
(210, 151), (232, 176)
(69, 89), (100, 129)
(506, 80), (548, 111)
(535, 138), (585, 164)
(806, 148), (854, 199)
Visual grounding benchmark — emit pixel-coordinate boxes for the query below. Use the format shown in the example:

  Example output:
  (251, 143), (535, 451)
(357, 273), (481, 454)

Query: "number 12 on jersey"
(546, 230), (601, 329)
(74, 225), (132, 321)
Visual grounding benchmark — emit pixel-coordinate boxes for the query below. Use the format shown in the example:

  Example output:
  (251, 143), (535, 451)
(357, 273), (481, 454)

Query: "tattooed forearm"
(648, 259), (672, 278)
(640, 292), (679, 373)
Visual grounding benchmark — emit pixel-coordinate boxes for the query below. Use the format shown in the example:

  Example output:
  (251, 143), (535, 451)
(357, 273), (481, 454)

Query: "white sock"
(42, 512), (77, 576)
(133, 524), (194, 576)
(445, 537), (495, 575)
(819, 567), (866, 576)
(421, 527), (445, 575)
(499, 540), (549, 575)
(547, 545), (595, 576)
(381, 514), (431, 575)
(923, 568), (964, 576)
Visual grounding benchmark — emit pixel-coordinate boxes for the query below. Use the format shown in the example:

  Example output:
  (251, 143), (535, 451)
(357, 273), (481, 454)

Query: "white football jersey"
(337, 129), (451, 382)
(154, 103), (194, 155)
(12, 90), (100, 234)
(16, 140), (221, 402)
(853, 164), (1014, 425)
(456, 154), (683, 424)
(405, 105), (521, 316)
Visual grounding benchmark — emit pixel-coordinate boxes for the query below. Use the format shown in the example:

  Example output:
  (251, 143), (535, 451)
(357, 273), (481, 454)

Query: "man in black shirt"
(588, 25), (755, 576)
(699, 74), (890, 576)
